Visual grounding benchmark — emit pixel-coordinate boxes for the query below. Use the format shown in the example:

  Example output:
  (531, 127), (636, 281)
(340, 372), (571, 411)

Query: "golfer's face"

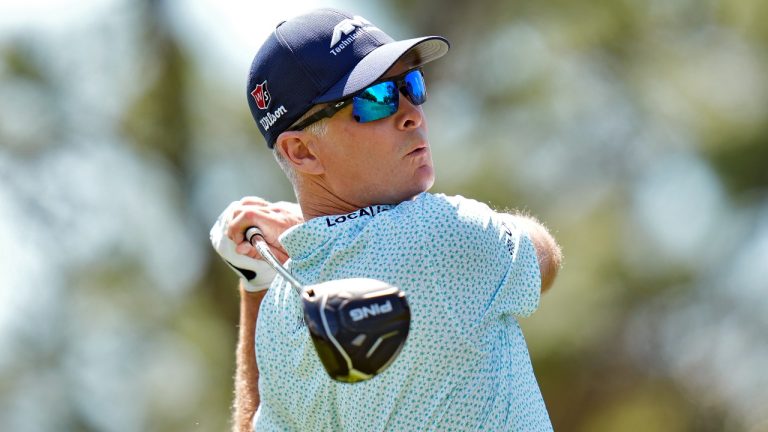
(316, 61), (435, 205)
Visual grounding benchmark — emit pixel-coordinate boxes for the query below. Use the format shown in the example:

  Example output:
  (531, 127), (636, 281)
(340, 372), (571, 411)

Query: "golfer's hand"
(226, 197), (303, 264)
(210, 197), (303, 292)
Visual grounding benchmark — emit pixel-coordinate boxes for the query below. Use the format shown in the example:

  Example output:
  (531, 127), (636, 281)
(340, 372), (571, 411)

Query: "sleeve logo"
(502, 222), (517, 258)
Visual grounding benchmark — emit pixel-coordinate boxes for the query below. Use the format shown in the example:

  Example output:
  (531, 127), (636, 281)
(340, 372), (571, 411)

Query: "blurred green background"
(1, 0), (767, 431)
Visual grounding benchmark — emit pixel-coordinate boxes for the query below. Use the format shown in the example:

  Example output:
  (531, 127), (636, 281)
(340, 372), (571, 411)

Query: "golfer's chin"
(402, 167), (435, 201)
(419, 167), (435, 193)
(369, 165), (435, 205)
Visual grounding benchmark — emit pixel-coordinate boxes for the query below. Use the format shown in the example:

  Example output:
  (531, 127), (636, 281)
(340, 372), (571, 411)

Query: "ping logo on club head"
(251, 80), (271, 110)
(330, 16), (374, 48)
(349, 300), (393, 322)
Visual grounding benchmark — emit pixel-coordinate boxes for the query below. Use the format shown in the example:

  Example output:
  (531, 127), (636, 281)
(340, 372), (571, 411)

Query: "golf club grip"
(244, 226), (303, 292)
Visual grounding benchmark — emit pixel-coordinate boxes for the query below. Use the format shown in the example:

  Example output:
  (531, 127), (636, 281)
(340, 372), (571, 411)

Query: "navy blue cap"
(246, 8), (450, 148)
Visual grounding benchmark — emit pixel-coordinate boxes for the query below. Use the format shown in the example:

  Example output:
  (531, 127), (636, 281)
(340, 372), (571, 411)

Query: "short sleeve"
(435, 195), (542, 319)
(492, 214), (542, 317)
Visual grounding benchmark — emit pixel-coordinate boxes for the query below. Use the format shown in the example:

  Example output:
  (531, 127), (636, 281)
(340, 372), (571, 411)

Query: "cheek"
(343, 146), (391, 180)
(320, 129), (373, 178)
(325, 121), (406, 180)
(331, 125), (383, 165)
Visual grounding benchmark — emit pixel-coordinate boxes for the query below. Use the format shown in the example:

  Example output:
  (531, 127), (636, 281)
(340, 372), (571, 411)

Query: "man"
(210, 8), (562, 432)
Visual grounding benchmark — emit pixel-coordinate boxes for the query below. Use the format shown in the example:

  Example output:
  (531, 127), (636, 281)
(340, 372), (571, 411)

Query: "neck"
(295, 176), (416, 220)
(294, 176), (365, 220)
(299, 197), (365, 221)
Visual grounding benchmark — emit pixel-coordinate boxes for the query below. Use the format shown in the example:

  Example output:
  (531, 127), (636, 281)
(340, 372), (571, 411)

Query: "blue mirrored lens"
(352, 81), (398, 123)
(403, 70), (426, 105)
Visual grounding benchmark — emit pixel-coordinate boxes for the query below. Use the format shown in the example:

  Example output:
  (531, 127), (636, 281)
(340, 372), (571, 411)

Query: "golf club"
(245, 227), (411, 383)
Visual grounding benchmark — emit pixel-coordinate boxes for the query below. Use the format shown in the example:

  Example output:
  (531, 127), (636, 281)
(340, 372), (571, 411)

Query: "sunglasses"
(290, 69), (427, 131)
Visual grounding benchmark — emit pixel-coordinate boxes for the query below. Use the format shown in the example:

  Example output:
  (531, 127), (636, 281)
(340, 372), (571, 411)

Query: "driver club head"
(301, 278), (410, 383)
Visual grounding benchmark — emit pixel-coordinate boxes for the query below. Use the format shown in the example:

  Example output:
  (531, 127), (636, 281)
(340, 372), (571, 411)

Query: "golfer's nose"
(395, 92), (424, 131)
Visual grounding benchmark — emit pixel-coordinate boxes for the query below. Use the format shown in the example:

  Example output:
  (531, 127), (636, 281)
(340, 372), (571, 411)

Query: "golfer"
(210, 8), (562, 432)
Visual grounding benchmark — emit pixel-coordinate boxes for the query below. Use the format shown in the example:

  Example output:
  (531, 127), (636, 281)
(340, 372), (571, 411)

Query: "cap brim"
(314, 36), (449, 103)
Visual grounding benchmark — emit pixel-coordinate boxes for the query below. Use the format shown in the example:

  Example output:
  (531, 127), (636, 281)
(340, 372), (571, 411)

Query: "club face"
(301, 278), (410, 383)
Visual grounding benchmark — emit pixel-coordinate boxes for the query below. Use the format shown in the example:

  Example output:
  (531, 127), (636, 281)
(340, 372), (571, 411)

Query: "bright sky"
(0, 0), (104, 31)
(170, 0), (336, 65)
(168, 0), (347, 81)
(0, 0), (328, 34)
(0, 0), (382, 81)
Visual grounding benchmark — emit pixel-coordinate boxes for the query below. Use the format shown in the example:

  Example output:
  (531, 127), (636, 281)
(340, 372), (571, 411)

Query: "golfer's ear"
(274, 131), (324, 175)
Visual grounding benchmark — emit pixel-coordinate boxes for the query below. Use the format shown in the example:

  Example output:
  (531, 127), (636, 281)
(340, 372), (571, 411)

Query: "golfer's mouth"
(406, 144), (429, 158)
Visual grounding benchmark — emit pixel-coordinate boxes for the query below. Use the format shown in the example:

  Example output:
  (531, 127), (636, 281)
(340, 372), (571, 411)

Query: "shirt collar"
(279, 204), (396, 260)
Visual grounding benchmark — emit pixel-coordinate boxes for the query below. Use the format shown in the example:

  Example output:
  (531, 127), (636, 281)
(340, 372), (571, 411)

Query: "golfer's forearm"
(233, 284), (266, 432)
(507, 214), (562, 293)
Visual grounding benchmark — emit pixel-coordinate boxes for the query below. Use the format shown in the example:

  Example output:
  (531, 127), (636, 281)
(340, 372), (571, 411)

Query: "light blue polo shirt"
(253, 192), (551, 431)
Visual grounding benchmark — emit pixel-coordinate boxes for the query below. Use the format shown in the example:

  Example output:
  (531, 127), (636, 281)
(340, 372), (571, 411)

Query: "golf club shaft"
(245, 227), (303, 294)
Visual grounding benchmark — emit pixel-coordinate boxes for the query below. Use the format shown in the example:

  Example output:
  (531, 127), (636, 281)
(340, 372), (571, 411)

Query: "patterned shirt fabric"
(253, 192), (552, 431)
